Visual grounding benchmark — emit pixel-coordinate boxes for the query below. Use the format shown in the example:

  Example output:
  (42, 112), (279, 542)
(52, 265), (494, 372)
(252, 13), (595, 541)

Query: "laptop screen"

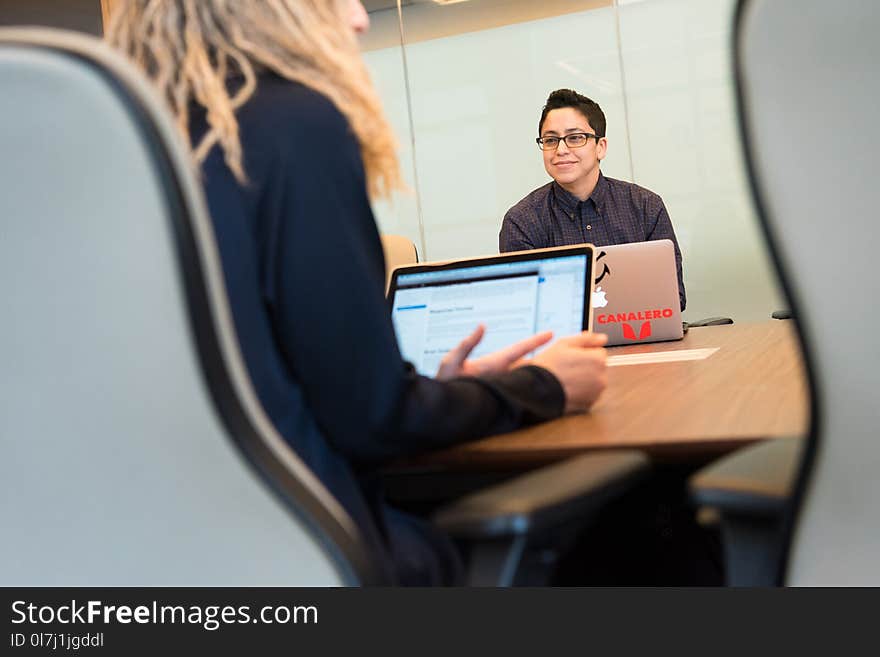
(388, 247), (593, 376)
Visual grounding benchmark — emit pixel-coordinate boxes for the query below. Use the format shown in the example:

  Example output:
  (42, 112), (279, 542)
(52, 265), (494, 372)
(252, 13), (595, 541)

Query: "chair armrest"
(432, 450), (649, 539)
(689, 438), (804, 517)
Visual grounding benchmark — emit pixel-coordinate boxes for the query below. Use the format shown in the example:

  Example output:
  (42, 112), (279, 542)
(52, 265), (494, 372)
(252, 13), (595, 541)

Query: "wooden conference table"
(401, 321), (809, 471)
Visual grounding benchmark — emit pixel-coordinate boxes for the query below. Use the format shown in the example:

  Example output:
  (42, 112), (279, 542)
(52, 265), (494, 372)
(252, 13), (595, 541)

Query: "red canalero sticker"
(596, 308), (674, 324)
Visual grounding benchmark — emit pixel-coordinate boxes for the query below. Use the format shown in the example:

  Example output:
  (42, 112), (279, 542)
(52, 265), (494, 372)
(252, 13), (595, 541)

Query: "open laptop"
(387, 245), (595, 377)
(591, 239), (683, 346)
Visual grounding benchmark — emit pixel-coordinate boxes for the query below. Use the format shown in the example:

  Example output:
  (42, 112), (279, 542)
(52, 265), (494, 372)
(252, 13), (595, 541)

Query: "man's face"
(540, 107), (607, 189)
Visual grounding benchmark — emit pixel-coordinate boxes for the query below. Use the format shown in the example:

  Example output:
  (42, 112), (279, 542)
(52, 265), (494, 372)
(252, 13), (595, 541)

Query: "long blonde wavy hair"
(107, 0), (401, 199)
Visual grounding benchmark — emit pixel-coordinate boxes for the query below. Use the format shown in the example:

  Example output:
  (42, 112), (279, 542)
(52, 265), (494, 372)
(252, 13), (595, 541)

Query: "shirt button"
(587, 225), (592, 230)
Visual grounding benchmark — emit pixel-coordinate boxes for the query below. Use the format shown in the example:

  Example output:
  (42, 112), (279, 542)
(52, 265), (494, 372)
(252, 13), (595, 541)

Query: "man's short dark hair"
(538, 89), (606, 138)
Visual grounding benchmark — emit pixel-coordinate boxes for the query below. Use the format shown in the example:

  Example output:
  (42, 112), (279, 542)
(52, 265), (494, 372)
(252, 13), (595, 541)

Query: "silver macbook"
(591, 239), (683, 346)
(387, 245), (595, 377)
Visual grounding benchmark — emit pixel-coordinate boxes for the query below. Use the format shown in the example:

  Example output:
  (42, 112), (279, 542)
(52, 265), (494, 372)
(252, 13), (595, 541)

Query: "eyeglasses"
(536, 132), (599, 151)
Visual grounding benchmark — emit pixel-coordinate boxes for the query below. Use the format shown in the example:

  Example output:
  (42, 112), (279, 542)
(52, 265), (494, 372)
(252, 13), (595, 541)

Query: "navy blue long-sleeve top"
(190, 75), (565, 581)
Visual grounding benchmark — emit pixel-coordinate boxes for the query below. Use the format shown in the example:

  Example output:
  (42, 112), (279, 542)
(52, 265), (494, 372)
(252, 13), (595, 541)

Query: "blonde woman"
(108, 0), (607, 585)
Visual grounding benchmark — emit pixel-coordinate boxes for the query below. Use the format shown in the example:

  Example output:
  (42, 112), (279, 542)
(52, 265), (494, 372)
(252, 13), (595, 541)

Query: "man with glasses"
(500, 89), (686, 310)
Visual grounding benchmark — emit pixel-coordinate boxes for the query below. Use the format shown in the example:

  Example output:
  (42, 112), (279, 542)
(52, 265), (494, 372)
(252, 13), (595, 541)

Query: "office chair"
(0, 28), (648, 586)
(380, 233), (419, 291)
(689, 0), (880, 585)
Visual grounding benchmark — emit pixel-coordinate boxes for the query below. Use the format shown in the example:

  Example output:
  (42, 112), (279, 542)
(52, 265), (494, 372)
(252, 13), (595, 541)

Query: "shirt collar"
(552, 172), (608, 219)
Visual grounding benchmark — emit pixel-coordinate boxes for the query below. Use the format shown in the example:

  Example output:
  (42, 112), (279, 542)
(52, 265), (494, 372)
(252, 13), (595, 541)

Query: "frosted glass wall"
(361, 40), (424, 254)
(362, 0), (785, 323)
(617, 0), (783, 321)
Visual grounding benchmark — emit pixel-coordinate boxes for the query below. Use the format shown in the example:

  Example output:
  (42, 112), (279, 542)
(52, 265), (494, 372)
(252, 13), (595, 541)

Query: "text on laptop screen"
(391, 254), (588, 376)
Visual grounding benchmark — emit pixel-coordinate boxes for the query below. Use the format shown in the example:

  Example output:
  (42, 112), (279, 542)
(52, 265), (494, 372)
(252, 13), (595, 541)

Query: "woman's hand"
(530, 331), (608, 413)
(435, 327), (608, 415)
(435, 325), (554, 380)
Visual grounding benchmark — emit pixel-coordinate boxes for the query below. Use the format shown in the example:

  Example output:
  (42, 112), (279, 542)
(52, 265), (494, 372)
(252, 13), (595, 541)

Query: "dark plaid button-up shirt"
(499, 172), (686, 310)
